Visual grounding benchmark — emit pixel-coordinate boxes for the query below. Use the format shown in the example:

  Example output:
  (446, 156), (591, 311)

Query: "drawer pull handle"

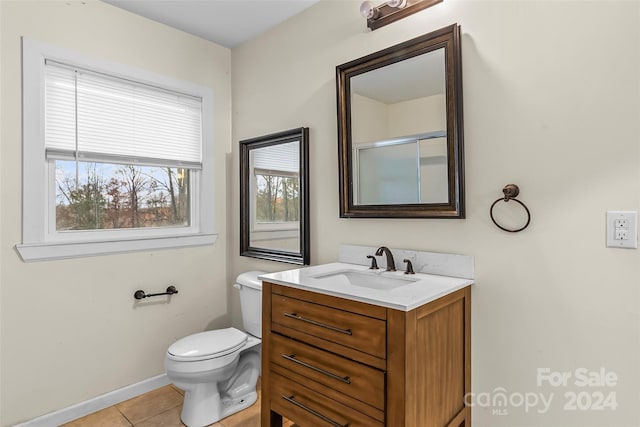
(281, 354), (351, 384)
(281, 395), (350, 427)
(283, 312), (353, 335)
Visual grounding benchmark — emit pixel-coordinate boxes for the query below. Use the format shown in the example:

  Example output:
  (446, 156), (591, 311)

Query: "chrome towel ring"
(490, 184), (531, 233)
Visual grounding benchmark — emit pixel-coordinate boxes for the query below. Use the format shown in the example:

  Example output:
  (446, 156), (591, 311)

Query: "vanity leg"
(270, 410), (283, 426)
(261, 281), (283, 426)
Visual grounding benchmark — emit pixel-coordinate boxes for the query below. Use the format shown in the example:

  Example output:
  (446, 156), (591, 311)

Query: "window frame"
(17, 38), (217, 262)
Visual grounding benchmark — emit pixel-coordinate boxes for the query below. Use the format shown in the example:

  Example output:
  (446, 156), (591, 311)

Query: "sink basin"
(311, 269), (418, 290)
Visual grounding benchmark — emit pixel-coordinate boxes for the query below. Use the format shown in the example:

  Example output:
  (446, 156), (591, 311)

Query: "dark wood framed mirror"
(336, 24), (464, 218)
(240, 127), (310, 265)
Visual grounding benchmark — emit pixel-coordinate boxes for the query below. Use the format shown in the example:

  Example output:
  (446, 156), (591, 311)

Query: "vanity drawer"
(271, 293), (386, 359)
(269, 333), (385, 410)
(270, 372), (384, 427)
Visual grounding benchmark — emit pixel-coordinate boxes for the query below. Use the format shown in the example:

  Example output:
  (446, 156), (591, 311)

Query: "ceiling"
(102, 0), (321, 48)
(350, 48), (445, 104)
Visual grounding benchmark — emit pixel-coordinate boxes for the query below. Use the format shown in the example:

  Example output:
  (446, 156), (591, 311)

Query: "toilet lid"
(168, 327), (247, 361)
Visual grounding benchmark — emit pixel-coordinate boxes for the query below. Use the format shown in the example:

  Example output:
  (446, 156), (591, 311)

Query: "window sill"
(16, 233), (218, 262)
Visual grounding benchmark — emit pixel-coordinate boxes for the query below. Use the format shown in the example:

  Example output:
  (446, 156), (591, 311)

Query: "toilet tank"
(236, 271), (265, 338)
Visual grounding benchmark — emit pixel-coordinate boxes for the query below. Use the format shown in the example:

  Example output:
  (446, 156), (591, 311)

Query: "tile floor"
(61, 383), (296, 427)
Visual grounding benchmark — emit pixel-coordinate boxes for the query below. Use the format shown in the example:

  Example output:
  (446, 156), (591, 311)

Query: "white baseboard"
(13, 374), (171, 427)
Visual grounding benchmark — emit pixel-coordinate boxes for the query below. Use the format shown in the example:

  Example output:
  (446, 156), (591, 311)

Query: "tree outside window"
(55, 161), (190, 231)
(254, 172), (299, 224)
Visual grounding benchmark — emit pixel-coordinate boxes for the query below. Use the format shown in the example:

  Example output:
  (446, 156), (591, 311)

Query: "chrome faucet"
(375, 246), (396, 272)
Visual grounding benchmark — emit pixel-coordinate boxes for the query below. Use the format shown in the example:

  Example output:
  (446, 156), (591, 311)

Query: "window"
(54, 161), (191, 231)
(18, 38), (216, 261)
(254, 172), (300, 224)
(251, 141), (300, 231)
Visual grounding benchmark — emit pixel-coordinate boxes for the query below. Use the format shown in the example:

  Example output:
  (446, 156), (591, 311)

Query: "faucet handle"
(367, 255), (379, 270)
(403, 259), (415, 275)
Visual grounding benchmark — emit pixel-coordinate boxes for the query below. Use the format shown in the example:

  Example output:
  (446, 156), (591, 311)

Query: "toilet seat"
(168, 327), (248, 362)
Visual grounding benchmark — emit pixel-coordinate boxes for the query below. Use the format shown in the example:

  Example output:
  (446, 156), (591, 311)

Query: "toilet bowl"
(165, 272), (264, 427)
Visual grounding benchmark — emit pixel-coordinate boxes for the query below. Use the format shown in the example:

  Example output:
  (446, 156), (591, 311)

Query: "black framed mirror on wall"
(240, 127), (310, 265)
(336, 23), (464, 218)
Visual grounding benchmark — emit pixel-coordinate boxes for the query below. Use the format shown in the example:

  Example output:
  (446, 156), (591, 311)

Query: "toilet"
(165, 271), (264, 427)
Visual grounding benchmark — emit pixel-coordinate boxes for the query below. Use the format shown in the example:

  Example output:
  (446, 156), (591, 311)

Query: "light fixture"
(360, 0), (443, 31)
(359, 1), (380, 19)
(386, 0), (407, 8)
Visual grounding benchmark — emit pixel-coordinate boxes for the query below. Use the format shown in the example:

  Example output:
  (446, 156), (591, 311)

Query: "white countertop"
(259, 262), (473, 312)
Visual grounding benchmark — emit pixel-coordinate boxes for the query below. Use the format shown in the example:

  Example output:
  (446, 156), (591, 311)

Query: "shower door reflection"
(354, 132), (448, 205)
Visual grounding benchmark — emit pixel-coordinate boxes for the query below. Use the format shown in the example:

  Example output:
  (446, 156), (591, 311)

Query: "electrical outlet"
(607, 211), (638, 249)
(615, 229), (629, 240)
(615, 218), (629, 229)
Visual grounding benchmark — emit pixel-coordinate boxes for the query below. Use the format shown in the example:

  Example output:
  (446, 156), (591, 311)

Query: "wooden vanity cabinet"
(261, 281), (471, 427)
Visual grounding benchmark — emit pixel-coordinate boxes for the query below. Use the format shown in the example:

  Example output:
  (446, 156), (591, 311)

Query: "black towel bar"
(134, 285), (178, 300)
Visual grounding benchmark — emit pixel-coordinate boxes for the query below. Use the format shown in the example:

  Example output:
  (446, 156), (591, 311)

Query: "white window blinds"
(252, 141), (300, 174)
(45, 60), (202, 168)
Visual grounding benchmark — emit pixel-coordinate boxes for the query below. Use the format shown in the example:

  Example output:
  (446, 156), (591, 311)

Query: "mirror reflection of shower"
(337, 24), (464, 218)
(353, 131), (448, 205)
(349, 48), (447, 206)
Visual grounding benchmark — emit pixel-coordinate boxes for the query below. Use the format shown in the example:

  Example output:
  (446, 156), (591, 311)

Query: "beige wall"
(1, 1), (639, 426)
(352, 92), (445, 142)
(232, 1), (640, 426)
(351, 93), (389, 143)
(388, 93), (446, 137)
(0, 1), (231, 425)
